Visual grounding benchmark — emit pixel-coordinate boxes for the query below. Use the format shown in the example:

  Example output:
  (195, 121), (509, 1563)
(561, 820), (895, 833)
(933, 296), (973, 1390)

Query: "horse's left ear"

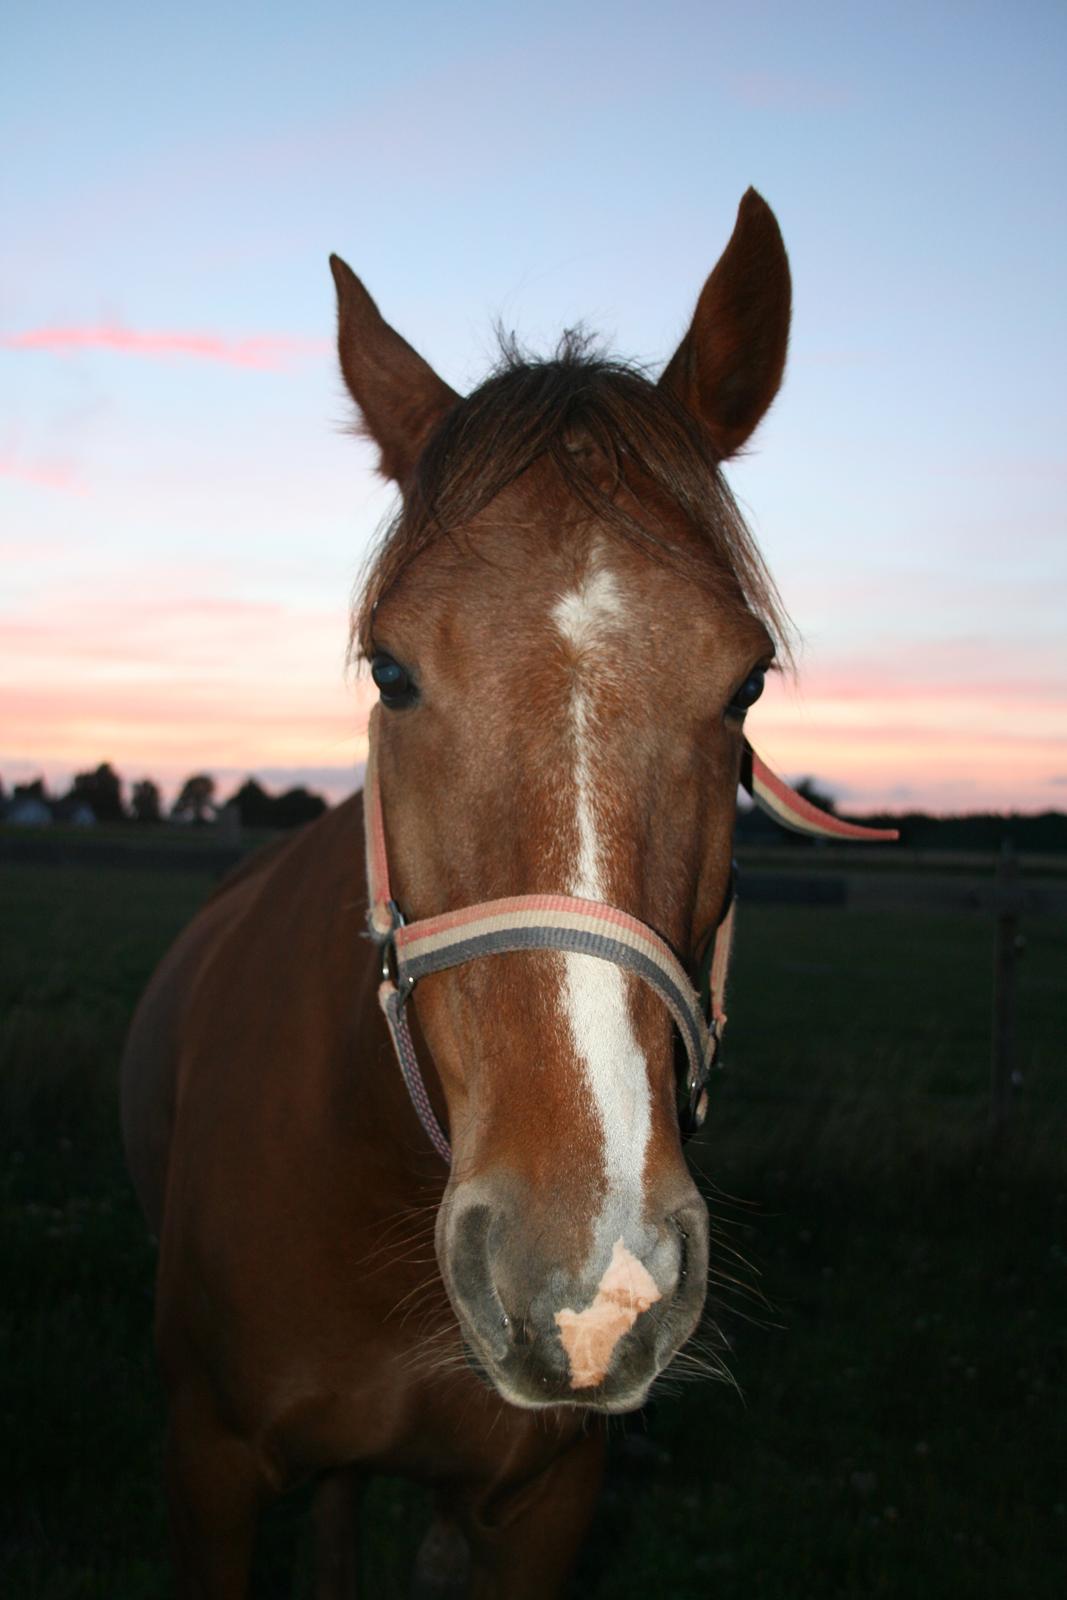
(660, 189), (791, 460)
(329, 255), (459, 484)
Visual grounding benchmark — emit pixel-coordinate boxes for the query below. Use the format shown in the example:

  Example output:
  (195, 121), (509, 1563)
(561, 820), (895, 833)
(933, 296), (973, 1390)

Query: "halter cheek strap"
(364, 712), (897, 1164)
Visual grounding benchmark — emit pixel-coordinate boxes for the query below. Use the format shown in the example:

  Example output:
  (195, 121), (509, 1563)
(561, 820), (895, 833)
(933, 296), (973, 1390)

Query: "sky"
(2, 0), (1065, 814)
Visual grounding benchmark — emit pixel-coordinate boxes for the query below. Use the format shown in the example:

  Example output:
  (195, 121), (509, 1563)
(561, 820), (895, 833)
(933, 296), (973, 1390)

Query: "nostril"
(449, 1205), (515, 1359)
(668, 1209), (703, 1302)
(673, 1218), (690, 1285)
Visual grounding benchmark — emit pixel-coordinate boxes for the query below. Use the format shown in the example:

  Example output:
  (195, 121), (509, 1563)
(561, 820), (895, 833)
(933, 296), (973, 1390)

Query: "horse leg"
(164, 1387), (270, 1599)
(457, 1430), (606, 1600)
(313, 1466), (367, 1600)
(410, 1503), (471, 1599)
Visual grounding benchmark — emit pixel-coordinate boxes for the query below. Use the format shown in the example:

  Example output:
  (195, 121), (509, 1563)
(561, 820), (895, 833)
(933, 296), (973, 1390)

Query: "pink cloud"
(777, 660), (1067, 712)
(2, 587), (351, 677)
(0, 325), (331, 370)
(4, 571), (1064, 816)
(0, 675), (374, 784)
(0, 575), (376, 788)
(0, 452), (86, 493)
(723, 647), (1067, 812)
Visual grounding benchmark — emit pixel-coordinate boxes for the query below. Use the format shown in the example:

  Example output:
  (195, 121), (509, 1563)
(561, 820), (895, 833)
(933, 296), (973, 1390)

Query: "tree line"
(735, 779), (1067, 854)
(1, 764), (328, 830)
(4, 764), (1065, 852)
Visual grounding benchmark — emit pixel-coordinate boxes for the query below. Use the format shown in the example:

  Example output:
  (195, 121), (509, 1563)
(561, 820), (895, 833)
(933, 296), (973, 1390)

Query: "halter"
(364, 708), (897, 1164)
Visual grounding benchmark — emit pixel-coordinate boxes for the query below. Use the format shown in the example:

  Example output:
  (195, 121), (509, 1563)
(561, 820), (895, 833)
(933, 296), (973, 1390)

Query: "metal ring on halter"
(378, 900), (406, 984)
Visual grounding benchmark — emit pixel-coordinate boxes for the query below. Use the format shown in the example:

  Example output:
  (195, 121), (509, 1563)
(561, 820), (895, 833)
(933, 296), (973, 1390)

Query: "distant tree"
(14, 777), (49, 803)
(70, 762), (125, 822)
(131, 778), (162, 824)
(172, 774), (216, 825)
(228, 778), (276, 828)
(272, 787), (328, 829)
(222, 778), (328, 829)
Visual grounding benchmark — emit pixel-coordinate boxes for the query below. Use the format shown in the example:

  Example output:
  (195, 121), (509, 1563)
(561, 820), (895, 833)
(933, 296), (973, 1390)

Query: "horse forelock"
(350, 332), (792, 664)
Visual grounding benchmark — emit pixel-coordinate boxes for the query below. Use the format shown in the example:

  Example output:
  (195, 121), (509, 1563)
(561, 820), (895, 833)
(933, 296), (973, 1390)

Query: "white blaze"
(551, 563), (652, 1245)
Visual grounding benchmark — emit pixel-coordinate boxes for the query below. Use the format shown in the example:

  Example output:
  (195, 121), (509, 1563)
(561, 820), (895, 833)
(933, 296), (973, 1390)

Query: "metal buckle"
(379, 899), (406, 985)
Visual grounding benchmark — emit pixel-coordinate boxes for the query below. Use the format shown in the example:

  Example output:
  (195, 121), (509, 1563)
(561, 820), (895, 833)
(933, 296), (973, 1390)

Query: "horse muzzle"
(440, 1196), (710, 1412)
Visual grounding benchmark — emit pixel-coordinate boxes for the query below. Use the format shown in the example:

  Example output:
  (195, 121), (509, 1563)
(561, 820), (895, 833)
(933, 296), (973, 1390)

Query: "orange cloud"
(0, 326), (330, 369)
(749, 669), (1065, 812)
(0, 578), (375, 796)
(3, 576), (1064, 815)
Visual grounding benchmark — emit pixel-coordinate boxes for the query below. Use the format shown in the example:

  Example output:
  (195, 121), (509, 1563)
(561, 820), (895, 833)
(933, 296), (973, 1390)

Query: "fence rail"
(740, 864), (1067, 917)
(740, 843), (1064, 1134)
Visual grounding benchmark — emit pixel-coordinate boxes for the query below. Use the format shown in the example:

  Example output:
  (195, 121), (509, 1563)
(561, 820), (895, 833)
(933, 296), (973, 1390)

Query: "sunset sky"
(3, 0), (1065, 814)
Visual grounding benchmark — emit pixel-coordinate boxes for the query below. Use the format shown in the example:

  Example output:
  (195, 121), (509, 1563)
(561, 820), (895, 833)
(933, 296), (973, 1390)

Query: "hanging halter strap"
(740, 745), (899, 842)
(365, 711), (897, 1164)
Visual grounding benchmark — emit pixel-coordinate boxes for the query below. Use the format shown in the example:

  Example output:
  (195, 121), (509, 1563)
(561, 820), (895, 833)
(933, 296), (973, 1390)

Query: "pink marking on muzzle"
(554, 1239), (662, 1390)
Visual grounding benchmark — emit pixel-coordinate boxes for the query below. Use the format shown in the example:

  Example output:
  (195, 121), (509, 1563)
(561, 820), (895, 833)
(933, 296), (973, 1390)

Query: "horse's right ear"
(329, 256), (459, 484)
(659, 189), (791, 460)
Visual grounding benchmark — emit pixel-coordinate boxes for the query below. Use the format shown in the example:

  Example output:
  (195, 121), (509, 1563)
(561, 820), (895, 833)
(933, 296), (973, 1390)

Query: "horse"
(120, 188), (893, 1598)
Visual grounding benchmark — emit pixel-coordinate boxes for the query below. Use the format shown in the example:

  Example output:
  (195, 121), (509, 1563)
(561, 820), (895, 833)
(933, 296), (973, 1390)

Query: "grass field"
(1, 844), (1064, 1597)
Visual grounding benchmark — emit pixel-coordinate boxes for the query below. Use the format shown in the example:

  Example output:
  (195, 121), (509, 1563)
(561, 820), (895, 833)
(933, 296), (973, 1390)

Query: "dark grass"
(1, 856), (1064, 1597)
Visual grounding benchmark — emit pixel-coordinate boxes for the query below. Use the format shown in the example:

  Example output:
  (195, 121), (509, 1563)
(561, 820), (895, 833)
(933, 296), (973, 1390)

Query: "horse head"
(331, 191), (791, 1413)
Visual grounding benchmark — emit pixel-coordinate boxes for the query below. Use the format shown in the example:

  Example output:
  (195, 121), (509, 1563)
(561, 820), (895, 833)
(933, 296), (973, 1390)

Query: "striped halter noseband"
(365, 709), (897, 1164)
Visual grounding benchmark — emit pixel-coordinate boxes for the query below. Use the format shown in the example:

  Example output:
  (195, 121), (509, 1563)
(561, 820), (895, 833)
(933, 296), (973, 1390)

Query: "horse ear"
(329, 255), (459, 484)
(660, 189), (791, 460)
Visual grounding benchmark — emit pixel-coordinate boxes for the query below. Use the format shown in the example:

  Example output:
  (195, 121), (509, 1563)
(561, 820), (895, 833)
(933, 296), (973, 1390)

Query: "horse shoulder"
(120, 795), (371, 1236)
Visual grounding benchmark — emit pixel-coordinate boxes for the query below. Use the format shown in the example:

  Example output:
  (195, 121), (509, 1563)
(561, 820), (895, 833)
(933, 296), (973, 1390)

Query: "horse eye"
(728, 668), (765, 715)
(370, 653), (418, 709)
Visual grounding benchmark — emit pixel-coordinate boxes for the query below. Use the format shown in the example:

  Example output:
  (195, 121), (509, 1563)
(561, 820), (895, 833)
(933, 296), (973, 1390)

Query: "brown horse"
(121, 189), (797, 1597)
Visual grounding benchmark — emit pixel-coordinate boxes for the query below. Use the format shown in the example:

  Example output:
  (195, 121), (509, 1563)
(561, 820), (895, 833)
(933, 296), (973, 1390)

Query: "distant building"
(6, 796), (53, 827)
(51, 795), (97, 827)
(63, 802), (97, 827)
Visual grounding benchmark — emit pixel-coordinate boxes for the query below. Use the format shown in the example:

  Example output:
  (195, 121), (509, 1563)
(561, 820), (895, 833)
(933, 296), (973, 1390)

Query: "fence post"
(990, 840), (1022, 1134)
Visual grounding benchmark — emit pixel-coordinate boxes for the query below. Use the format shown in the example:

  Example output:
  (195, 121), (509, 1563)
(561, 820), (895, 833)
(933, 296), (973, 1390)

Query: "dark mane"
(353, 332), (790, 658)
